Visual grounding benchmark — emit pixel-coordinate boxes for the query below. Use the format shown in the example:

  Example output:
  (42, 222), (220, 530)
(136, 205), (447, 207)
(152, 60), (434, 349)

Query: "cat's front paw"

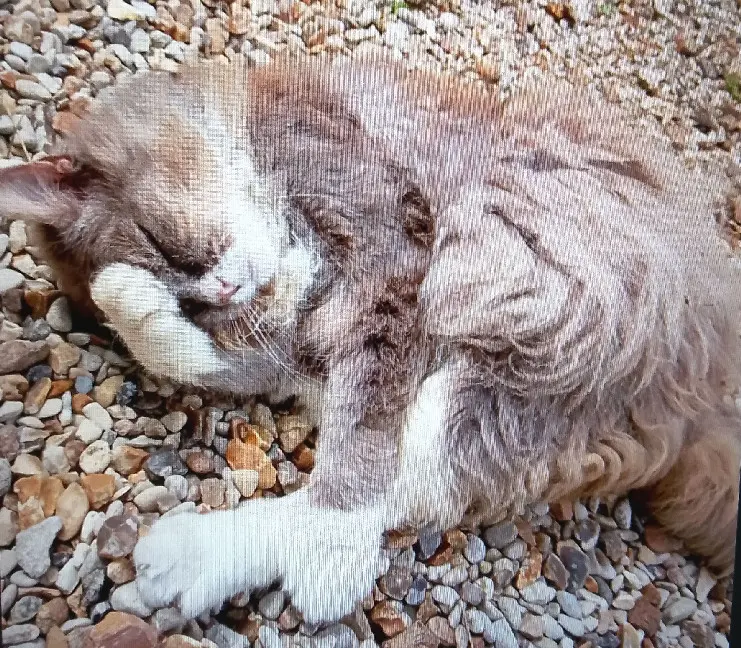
(133, 509), (244, 619)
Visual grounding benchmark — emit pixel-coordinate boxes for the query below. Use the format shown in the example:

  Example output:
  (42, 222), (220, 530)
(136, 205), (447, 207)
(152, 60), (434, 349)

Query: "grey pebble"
(9, 595), (43, 624)
(2, 624), (40, 646)
(110, 581), (154, 617)
(0, 457), (11, 496)
(258, 590), (286, 620)
(483, 521), (517, 549)
(15, 516), (62, 579)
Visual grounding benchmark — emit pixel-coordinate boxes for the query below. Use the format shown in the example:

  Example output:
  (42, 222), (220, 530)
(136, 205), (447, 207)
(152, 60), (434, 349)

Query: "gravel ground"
(0, 0), (740, 647)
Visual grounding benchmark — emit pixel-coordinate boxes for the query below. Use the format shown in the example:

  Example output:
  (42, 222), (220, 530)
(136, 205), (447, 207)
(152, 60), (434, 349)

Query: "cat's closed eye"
(135, 223), (206, 276)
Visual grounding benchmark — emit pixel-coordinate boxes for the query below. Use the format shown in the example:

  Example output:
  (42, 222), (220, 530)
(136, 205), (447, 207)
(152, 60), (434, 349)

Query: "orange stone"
(40, 476), (65, 516)
(72, 393), (93, 414)
(111, 446), (149, 476)
(292, 443), (315, 471)
(369, 600), (406, 637)
(24, 289), (62, 319)
(550, 499), (573, 522)
(85, 611), (157, 648)
(80, 473), (116, 510)
(257, 461), (277, 489)
(515, 550), (543, 589)
(18, 497), (45, 529)
(443, 529), (466, 551)
(49, 379), (75, 398)
(225, 438), (270, 471)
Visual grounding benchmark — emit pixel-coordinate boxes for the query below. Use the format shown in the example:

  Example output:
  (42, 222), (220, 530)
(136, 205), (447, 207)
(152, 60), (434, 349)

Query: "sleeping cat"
(0, 54), (740, 625)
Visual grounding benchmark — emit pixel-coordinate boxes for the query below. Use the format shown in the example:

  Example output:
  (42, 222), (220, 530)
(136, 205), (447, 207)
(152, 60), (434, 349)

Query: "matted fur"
(0, 55), (739, 613)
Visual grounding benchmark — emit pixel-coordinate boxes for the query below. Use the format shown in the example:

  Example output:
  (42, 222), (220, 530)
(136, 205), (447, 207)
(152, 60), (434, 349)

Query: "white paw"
(133, 510), (244, 619)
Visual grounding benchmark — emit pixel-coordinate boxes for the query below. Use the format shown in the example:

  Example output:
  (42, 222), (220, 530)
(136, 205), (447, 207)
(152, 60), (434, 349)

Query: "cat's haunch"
(0, 56), (739, 624)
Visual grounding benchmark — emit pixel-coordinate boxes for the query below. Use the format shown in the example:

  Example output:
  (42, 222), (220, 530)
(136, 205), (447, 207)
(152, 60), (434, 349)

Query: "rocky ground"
(1, 0), (740, 647)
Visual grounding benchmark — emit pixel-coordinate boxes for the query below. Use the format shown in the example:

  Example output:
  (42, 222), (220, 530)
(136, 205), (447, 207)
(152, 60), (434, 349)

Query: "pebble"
(145, 448), (188, 478)
(0, 268), (25, 293)
(9, 595), (43, 623)
(15, 515), (62, 579)
(483, 521), (517, 549)
(110, 581), (154, 617)
(2, 624), (41, 645)
(78, 440), (111, 473)
(663, 597), (698, 624)
(82, 402), (113, 430)
(0, 457), (11, 496)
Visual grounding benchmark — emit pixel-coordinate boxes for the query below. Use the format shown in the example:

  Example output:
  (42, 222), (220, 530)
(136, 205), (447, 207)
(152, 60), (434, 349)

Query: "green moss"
(725, 73), (741, 102)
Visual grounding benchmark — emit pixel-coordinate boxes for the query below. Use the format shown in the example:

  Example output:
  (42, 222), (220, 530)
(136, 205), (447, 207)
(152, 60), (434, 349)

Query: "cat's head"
(0, 64), (317, 354)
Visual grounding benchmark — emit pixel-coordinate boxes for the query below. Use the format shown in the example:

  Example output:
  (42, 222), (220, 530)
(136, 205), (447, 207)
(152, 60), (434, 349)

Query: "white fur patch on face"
(197, 111), (318, 314)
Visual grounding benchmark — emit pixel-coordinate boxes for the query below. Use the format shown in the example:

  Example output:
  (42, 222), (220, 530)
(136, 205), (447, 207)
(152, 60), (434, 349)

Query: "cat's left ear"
(0, 155), (93, 225)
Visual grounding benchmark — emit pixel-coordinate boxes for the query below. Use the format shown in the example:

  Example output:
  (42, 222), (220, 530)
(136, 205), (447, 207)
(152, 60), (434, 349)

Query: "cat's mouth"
(178, 297), (265, 351)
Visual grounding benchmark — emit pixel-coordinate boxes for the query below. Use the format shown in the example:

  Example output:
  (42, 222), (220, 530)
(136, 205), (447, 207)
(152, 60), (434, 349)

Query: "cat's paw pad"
(133, 511), (240, 619)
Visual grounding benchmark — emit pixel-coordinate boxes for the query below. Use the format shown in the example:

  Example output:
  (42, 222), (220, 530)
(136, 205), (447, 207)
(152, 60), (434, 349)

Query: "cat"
(1, 54), (740, 626)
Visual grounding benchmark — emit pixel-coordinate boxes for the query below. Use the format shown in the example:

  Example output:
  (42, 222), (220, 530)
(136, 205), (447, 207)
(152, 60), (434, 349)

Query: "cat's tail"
(642, 413), (740, 576)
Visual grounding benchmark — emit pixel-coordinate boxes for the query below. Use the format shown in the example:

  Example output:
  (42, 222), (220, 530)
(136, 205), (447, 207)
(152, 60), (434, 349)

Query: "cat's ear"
(0, 155), (93, 225)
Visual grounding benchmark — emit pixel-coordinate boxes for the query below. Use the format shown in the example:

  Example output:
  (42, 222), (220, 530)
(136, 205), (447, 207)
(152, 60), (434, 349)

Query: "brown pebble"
(584, 575), (599, 593)
(24, 289), (61, 319)
(515, 550), (543, 589)
(369, 600), (406, 637)
(72, 393), (93, 414)
(85, 611), (157, 648)
(111, 446), (149, 476)
(46, 626), (69, 648)
(550, 499), (573, 521)
(64, 439), (86, 468)
(292, 443), (315, 471)
(48, 379), (75, 398)
(627, 595), (661, 636)
(443, 529), (466, 551)
(36, 597), (70, 634)
(81, 473), (116, 510)
(0, 374), (29, 400)
(106, 558), (136, 585)
(185, 450), (215, 474)
(24, 377), (52, 415)
(56, 482), (89, 540)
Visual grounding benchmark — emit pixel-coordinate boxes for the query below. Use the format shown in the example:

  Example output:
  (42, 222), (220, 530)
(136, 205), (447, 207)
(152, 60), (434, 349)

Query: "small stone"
(9, 595), (43, 623)
(258, 590), (286, 620)
(520, 613), (544, 640)
(111, 445), (149, 475)
(612, 499), (632, 530)
(185, 449), (214, 474)
(2, 624), (41, 645)
(0, 457), (10, 496)
(0, 340), (50, 374)
(694, 567), (716, 603)
(558, 545), (589, 591)
(144, 448), (187, 479)
(627, 595), (660, 635)
(78, 440), (111, 473)
(557, 613), (585, 637)
(662, 597), (697, 624)
(613, 592), (635, 610)
(36, 597), (69, 634)
(464, 534), (486, 564)
(379, 565), (413, 600)
(97, 515), (138, 559)
(75, 375), (94, 394)
(0, 507), (20, 546)
(56, 482), (89, 540)
(86, 610), (157, 646)
(543, 552), (569, 590)
(369, 600), (406, 637)
(107, 558), (136, 584)
(15, 516), (62, 579)
(0, 268), (25, 293)
(82, 402), (113, 430)
(110, 581), (154, 618)
(93, 375), (124, 408)
(556, 591), (582, 619)
(231, 468), (260, 498)
(76, 418), (103, 444)
(277, 414), (312, 452)
(46, 298), (72, 332)
(161, 411), (187, 433)
(200, 478), (225, 507)
(81, 473), (116, 509)
(483, 521), (517, 549)
(11, 452), (43, 475)
(1, 375), (28, 401)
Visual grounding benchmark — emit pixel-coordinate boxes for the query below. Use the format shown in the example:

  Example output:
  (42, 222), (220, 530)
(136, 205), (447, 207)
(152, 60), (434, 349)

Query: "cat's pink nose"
(217, 279), (240, 303)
